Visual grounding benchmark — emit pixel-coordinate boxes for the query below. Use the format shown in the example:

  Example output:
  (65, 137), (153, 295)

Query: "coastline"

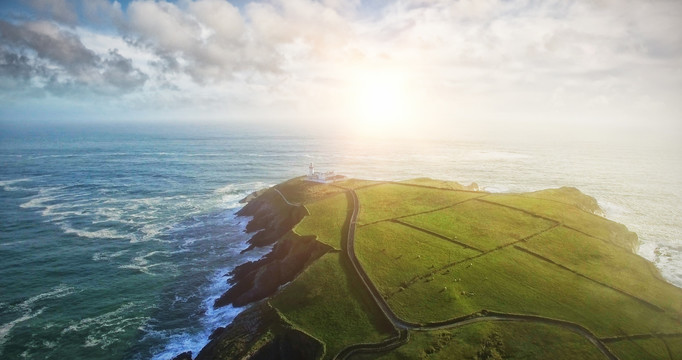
(178, 178), (681, 360)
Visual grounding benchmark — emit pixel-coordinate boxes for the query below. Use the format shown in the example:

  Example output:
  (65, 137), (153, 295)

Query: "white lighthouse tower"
(309, 162), (314, 177)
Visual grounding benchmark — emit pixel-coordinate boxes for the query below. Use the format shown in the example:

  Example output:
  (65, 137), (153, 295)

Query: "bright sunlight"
(350, 69), (414, 135)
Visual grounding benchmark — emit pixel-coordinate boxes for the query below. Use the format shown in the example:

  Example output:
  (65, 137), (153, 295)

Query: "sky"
(0, 0), (680, 140)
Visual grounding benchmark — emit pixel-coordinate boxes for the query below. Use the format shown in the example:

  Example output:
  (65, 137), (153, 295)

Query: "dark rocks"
(214, 233), (330, 308)
(237, 189), (309, 252)
(195, 303), (324, 360)
(170, 351), (192, 360)
(209, 327), (225, 340)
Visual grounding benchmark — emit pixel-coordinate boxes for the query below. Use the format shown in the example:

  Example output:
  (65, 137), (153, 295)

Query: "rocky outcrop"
(195, 303), (324, 360)
(214, 232), (330, 308)
(237, 189), (309, 251)
(239, 188), (269, 204)
(170, 352), (192, 360)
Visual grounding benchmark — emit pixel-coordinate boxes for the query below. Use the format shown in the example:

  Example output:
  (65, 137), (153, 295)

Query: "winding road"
(334, 187), (621, 360)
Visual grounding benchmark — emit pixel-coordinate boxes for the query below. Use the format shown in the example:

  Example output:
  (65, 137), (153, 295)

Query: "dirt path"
(273, 187), (300, 207)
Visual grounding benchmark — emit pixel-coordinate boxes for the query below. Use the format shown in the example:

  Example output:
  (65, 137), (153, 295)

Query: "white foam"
(0, 285), (75, 353)
(149, 238), (272, 360)
(60, 224), (133, 241)
(92, 250), (129, 262)
(62, 303), (136, 334)
(0, 178), (32, 192)
(118, 251), (174, 275)
(0, 309), (45, 350)
(61, 302), (151, 350)
(19, 284), (75, 310)
(214, 181), (271, 195)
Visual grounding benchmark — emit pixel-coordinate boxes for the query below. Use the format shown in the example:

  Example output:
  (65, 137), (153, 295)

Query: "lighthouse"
(306, 163), (346, 183)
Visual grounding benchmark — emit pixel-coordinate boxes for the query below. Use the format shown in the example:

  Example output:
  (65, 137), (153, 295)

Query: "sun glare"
(351, 69), (412, 135)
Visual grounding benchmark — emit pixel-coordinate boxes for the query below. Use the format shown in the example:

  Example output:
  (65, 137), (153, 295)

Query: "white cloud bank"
(0, 0), (680, 138)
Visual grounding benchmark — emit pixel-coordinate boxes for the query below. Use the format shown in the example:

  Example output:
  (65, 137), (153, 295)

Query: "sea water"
(0, 123), (680, 359)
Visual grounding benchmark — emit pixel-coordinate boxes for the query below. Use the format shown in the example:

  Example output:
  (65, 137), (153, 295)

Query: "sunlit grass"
(356, 183), (481, 225)
(276, 177), (344, 204)
(387, 247), (680, 336)
(519, 226), (682, 314)
(261, 180), (681, 358)
(334, 178), (383, 190)
(521, 187), (602, 214)
(355, 221), (479, 297)
(484, 194), (638, 250)
(294, 192), (349, 250)
(399, 177), (478, 191)
(365, 321), (606, 360)
(401, 199), (555, 251)
(270, 253), (393, 359)
(607, 337), (672, 360)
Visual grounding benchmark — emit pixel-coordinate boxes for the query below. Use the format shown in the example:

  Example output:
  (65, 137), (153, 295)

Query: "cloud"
(122, 0), (364, 84)
(0, 20), (147, 97)
(0, 0), (680, 129)
(82, 0), (125, 29)
(26, 0), (78, 25)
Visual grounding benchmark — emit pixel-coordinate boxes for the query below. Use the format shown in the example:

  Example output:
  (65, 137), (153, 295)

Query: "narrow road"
(335, 188), (621, 360)
(344, 189), (418, 328)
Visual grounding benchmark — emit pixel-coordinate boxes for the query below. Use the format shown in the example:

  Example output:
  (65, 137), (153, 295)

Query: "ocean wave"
(213, 181), (270, 195)
(148, 238), (272, 360)
(0, 309), (45, 351)
(92, 250), (129, 262)
(61, 302), (151, 350)
(0, 285), (76, 352)
(213, 182), (271, 209)
(0, 178), (32, 192)
(60, 224), (134, 241)
(118, 251), (175, 276)
(19, 284), (76, 310)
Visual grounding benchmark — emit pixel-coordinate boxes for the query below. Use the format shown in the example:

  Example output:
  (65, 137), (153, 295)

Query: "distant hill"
(193, 177), (681, 360)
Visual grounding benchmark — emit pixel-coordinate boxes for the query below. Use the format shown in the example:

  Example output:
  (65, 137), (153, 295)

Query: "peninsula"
(190, 177), (681, 360)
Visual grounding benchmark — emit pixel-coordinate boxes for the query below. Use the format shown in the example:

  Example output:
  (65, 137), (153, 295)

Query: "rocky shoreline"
(180, 186), (332, 359)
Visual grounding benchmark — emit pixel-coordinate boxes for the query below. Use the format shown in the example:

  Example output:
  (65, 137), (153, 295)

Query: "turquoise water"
(1, 124), (680, 359)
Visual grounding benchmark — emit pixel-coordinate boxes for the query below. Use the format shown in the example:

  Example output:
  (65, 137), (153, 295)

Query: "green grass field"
(244, 178), (682, 359)
(606, 337), (676, 360)
(355, 221), (479, 297)
(398, 177), (479, 191)
(401, 199), (555, 251)
(276, 177), (345, 205)
(663, 337), (682, 359)
(363, 321), (607, 360)
(269, 253), (393, 359)
(519, 226), (682, 314)
(484, 194), (638, 251)
(294, 192), (349, 250)
(387, 247), (680, 335)
(521, 187), (602, 214)
(335, 178), (384, 189)
(356, 183), (482, 225)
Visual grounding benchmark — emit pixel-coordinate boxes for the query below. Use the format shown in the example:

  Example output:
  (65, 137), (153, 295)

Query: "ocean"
(0, 123), (680, 359)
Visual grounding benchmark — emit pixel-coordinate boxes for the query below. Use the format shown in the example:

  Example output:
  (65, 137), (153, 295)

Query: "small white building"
(306, 163), (346, 183)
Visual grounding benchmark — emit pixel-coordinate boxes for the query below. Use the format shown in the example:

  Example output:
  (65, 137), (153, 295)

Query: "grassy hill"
(196, 177), (682, 360)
